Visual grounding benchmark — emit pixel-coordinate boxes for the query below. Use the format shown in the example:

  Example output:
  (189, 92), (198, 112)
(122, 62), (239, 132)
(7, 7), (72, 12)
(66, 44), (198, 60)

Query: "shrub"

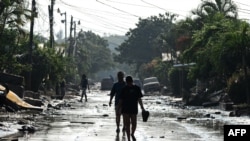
(227, 71), (250, 104)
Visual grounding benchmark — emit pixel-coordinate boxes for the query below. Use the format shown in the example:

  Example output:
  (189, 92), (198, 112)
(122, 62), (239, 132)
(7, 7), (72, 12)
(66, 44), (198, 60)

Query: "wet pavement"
(18, 93), (210, 141)
(1, 86), (250, 141)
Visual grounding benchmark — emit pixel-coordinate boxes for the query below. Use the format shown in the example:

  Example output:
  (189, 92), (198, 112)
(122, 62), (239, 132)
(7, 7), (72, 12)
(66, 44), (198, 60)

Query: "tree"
(0, 0), (31, 38)
(0, 28), (29, 74)
(177, 0), (239, 91)
(75, 31), (114, 79)
(198, 0), (238, 19)
(180, 14), (239, 92)
(139, 58), (172, 86)
(0, 0), (32, 74)
(114, 12), (177, 73)
(190, 0), (238, 33)
(222, 21), (250, 104)
(15, 35), (67, 91)
(31, 47), (67, 91)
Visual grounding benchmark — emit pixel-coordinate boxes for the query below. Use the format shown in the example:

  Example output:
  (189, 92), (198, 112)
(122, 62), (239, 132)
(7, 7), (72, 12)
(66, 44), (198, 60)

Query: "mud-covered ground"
(1, 83), (250, 141)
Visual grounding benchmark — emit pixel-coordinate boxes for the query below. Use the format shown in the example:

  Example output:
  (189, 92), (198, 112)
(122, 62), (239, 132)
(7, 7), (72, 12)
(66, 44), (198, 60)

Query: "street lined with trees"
(0, 0), (250, 106)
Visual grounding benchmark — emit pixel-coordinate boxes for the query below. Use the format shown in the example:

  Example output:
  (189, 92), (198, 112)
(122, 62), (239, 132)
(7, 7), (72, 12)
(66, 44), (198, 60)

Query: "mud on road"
(1, 88), (250, 141)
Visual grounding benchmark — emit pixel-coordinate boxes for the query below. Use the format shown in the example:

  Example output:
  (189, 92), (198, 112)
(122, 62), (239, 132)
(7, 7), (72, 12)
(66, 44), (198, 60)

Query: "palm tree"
(0, 0), (31, 38)
(190, 0), (238, 30)
(199, 0), (238, 19)
(225, 22), (250, 104)
(0, 0), (32, 75)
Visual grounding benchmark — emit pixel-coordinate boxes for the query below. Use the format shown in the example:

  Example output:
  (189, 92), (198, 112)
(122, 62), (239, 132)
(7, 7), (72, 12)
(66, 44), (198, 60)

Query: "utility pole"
(72, 20), (80, 57)
(27, 0), (36, 90)
(48, 0), (55, 48)
(68, 16), (80, 57)
(62, 12), (67, 50)
(68, 16), (73, 57)
(57, 8), (67, 55)
(73, 21), (76, 57)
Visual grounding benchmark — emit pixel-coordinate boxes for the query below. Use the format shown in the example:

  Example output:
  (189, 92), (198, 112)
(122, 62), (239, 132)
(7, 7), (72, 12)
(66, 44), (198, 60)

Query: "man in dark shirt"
(109, 71), (126, 133)
(118, 76), (145, 141)
(80, 74), (90, 102)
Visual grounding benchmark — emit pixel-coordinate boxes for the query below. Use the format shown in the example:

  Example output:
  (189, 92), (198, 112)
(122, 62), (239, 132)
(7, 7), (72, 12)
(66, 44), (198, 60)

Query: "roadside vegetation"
(1, 0), (250, 105)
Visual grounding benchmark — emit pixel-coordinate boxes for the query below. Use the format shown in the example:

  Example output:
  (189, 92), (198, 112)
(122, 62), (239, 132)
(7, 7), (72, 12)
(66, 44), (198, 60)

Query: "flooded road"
(2, 86), (250, 141)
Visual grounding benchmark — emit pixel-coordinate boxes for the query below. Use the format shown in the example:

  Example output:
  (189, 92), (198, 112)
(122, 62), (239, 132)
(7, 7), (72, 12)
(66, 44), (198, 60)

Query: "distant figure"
(60, 79), (66, 99)
(109, 71), (126, 133)
(118, 76), (145, 141)
(55, 82), (60, 96)
(80, 74), (90, 102)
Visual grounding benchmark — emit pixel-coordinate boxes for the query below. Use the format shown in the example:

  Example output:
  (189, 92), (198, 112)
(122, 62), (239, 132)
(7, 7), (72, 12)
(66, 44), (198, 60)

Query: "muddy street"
(1, 85), (250, 141)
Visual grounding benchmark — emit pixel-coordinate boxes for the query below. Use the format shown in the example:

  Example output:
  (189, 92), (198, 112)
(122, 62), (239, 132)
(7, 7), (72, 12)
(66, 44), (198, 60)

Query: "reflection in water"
(115, 133), (126, 141)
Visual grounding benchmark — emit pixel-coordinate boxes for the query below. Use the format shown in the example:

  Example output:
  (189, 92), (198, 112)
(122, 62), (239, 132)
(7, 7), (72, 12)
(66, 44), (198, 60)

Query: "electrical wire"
(95, 0), (141, 18)
(104, 0), (154, 8)
(35, 0), (250, 37)
(55, 0), (138, 34)
(140, 0), (186, 17)
(234, 1), (250, 7)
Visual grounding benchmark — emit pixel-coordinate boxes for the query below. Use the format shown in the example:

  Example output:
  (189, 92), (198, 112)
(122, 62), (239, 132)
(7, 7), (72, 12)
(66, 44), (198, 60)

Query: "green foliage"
(0, 0), (31, 36)
(181, 14), (240, 83)
(0, 0), (31, 74)
(0, 28), (30, 74)
(103, 35), (127, 53)
(114, 12), (177, 71)
(168, 67), (180, 96)
(76, 31), (114, 80)
(178, 0), (250, 103)
(138, 58), (171, 87)
(199, 0), (238, 19)
(175, 18), (196, 52)
(168, 67), (195, 97)
(227, 71), (250, 104)
(17, 46), (67, 91)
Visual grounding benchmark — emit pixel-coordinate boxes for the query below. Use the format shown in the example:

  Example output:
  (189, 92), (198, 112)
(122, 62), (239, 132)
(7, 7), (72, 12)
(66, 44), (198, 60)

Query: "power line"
(56, 0), (137, 25)
(140, 0), (186, 17)
(60, 5), (137, 25)
(55, 11), (133, 35)
(238, 8), (250, 12)
(234, 1), (250, 7)
(58, 0), (82, 8)
(140, 0), (167, 12)
(238, 10), (250, 15)
(104, 0), (155, 8)
(55, 0), (193, 36)
(56, 0), (138, 34)
(96, 0), (141, 18)
(73, 15), (130, 31)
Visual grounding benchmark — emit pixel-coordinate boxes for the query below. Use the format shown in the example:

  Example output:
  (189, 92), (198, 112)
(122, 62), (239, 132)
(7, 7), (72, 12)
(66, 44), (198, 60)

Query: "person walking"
(109, 71), (126, 133)
(80, 74), (90, 102)
(118, 76), (145, 141)
(60, 79), (66, 100)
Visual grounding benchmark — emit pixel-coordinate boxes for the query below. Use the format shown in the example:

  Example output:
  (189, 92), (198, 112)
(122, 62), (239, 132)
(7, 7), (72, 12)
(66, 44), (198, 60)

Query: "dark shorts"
(115, 105), (121, 115)
(81, 88), (86, 95)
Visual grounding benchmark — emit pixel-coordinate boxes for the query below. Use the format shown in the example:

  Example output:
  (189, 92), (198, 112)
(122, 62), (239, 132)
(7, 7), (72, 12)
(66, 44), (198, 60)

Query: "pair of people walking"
(109, 71), (145, 141)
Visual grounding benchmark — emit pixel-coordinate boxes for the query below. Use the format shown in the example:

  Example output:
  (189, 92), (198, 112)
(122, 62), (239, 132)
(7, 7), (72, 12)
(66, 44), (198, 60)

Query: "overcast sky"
(34, 0), (250, 37)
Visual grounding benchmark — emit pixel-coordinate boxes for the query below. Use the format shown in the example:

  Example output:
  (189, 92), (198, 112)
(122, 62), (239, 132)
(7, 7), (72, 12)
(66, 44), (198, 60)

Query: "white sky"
(33, 0), (250, 37)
